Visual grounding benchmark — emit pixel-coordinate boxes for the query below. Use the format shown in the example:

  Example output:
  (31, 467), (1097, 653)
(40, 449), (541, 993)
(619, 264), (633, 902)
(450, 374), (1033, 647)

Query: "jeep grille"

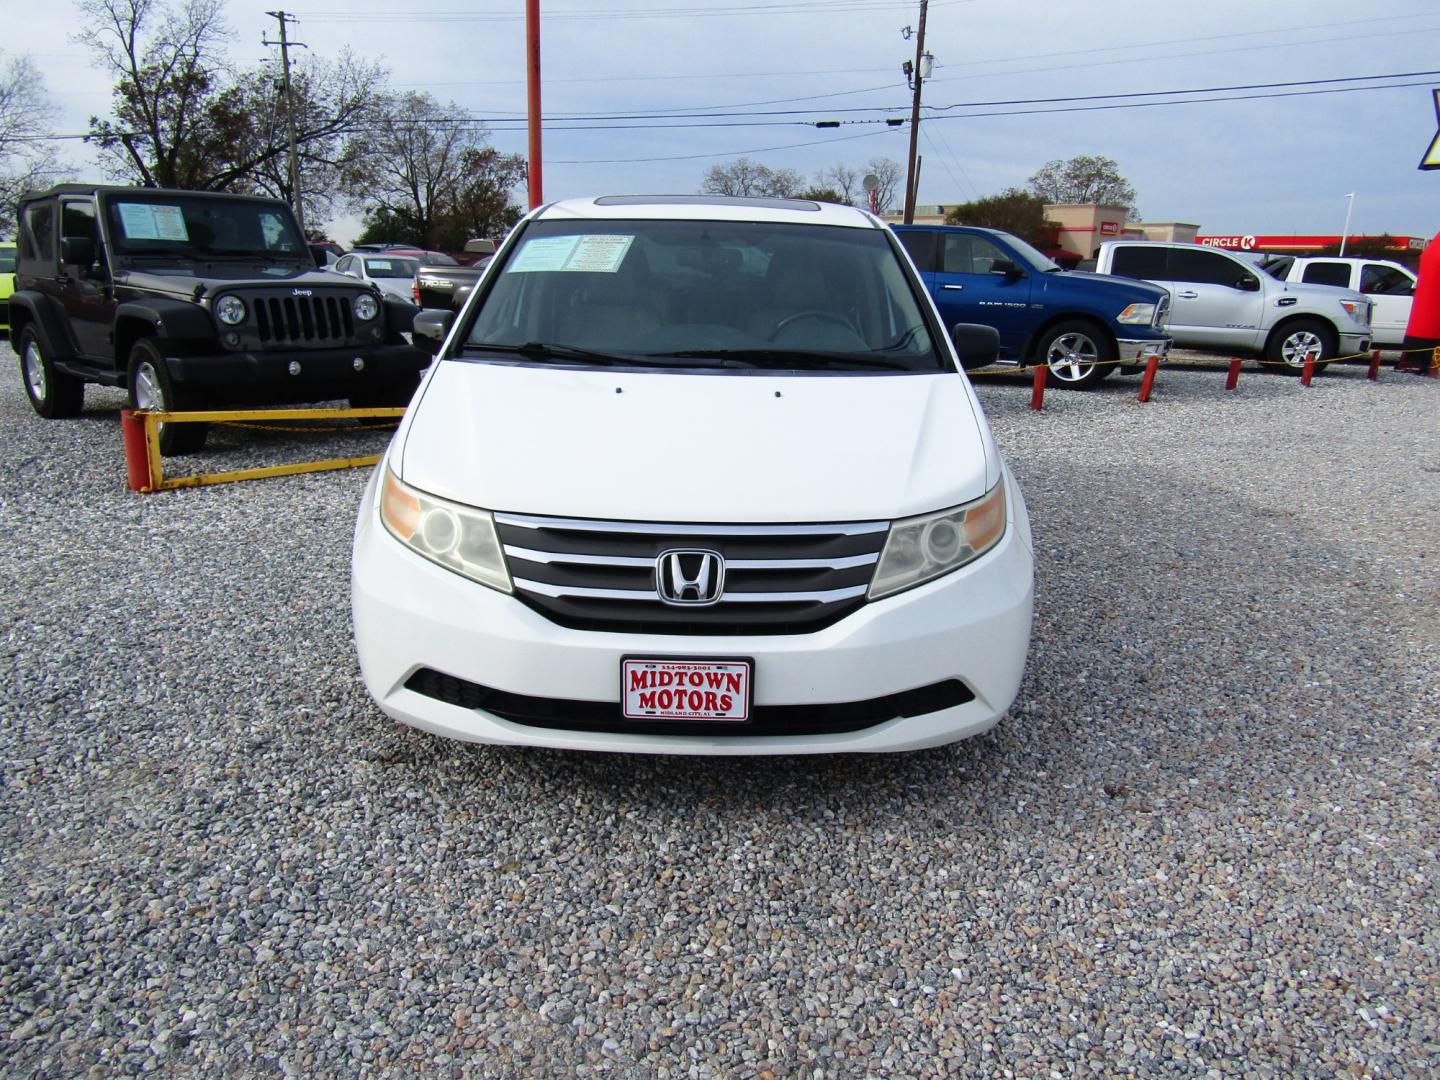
(250, 292), (357, 346)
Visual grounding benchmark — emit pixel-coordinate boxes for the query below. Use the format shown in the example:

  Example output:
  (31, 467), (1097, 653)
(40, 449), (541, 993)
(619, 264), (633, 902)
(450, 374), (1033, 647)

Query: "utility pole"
(902, 0), (928, 225)
(264, 11), (307, 236)
(526, 0), (543, 208)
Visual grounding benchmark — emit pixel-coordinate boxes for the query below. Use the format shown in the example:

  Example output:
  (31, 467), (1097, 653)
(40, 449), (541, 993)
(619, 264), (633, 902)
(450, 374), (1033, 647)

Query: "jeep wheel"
(129, 339), (208, 455)
(1263, 318), (1333, 375)
(1037, 321), (1115, 390)
(19, 327), (84, 419)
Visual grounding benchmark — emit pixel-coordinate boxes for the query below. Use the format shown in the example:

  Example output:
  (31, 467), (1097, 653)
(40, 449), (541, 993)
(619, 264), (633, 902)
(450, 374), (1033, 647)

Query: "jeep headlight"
(380, 468), (511, 593)
(215, 295), (247, 326)
(1339, 299), (1370, 327)
(869, 482), (1006, 600)
(354, 293), (380, 321)
(1116, 302), (1156, 325)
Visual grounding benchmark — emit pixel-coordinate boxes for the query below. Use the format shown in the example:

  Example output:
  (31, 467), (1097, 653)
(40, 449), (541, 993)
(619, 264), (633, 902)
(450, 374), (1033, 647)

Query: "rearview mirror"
(951, 322), (1001, 370)
(411, 308), (455, 355)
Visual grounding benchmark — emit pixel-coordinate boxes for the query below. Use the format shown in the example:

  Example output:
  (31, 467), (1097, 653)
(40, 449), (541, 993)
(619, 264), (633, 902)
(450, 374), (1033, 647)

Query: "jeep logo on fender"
(291, 288), (313, 297)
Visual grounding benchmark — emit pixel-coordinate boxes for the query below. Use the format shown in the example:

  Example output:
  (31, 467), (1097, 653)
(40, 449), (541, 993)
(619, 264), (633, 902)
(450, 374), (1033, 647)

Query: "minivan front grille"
(247, 291), (357, 346)
(495, 513), (890, 635)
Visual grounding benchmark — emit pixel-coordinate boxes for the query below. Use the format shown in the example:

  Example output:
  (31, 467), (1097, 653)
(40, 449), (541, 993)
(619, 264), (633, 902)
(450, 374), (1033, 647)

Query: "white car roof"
(535, 195), (885, 230)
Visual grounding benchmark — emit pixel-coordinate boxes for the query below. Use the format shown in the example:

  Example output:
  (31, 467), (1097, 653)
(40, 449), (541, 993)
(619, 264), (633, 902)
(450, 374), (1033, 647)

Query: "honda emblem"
(655, 549), (725, 606)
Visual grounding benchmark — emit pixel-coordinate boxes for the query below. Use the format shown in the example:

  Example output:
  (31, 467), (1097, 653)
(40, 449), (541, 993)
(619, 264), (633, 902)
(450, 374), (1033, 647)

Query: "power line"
(296, 0), (975, 22)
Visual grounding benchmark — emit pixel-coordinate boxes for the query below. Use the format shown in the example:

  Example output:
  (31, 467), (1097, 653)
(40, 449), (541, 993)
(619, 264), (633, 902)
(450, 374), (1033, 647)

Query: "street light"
(1339, 192), (1355, 257)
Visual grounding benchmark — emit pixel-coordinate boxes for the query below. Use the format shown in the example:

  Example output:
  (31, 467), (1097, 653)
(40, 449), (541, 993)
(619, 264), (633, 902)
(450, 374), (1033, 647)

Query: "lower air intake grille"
(405, 668), (974, 737)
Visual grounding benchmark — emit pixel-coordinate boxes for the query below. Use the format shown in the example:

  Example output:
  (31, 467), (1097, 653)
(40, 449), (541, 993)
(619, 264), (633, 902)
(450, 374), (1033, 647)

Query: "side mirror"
(989, 259), (1022, 278)
(61, 236), (96, 269)
(411, 308), (455, 355)
(1235, 275), (1260, 291)
(951, 322), (1001, 370)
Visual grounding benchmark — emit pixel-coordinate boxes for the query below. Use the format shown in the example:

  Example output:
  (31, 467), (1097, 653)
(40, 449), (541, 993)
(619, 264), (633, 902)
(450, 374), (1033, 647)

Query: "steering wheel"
(768, 310), (855, 341)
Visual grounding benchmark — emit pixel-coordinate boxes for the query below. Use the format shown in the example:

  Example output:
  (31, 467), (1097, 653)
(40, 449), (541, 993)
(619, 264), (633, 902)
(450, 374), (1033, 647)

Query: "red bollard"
(1030, 364), (1047, 411)
(1430, 347), (1440, 378)
(1225, 358), (1242, 390)
(1301, 350), (1316, 386)
(1137, 353), (1160, 402)
(1367, 349), (1382, 381)
(121, 408), (153, 493)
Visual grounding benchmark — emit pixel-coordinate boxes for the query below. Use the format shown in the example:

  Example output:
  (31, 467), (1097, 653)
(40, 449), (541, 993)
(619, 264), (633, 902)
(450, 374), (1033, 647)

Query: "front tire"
(1036, 321), (1116, 389)
(19, 327), (84, 419)
(128, 339), (208, 455)
(1263, 318), (1334, 374)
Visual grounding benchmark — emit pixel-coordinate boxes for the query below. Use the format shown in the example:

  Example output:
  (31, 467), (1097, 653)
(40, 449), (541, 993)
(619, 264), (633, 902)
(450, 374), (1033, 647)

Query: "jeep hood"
(116, 264), (361, 301)
(396, 361), (996, 523)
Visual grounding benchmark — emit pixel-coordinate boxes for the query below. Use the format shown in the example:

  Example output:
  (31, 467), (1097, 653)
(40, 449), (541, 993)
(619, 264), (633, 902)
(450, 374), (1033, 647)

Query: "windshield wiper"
(663, 349), (914, 371)
(461, 341), (687, 367)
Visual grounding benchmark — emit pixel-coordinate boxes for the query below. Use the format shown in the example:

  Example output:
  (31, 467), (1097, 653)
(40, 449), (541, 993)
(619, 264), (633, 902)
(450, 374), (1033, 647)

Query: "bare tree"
(79, 0), (234, 189)
(864, 157), (903, 215)
(815, 163), (860, 206)
(0, 53), (63, 222)
(700, 157), (805, 198)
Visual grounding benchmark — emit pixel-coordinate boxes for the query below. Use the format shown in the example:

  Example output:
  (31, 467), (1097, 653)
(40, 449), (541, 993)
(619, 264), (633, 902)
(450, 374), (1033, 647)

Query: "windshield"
(998, 232), (1060, 272)
(1256, 255), (1293, 280)
(363, 256), (419, 279)
(104, 194), (307, 258)
(463, 218), (944, 373)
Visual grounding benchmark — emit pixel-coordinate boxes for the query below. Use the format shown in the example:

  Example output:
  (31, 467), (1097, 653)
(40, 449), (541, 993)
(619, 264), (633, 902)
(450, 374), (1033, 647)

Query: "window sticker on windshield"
(508, 234), (635, 273)
(117, 203), (189, 242)
(259, 211), (289, 248)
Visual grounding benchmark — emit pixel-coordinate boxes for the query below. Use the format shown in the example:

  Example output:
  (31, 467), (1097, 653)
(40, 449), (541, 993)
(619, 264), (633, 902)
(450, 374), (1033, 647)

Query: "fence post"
(1301, 350), (1317, 386)
(1431, 347), (1440, 378)
(1030, 364), (1047, 411)
(1225, 358), (1242, 390)
(1137, 354), (1160, 402)
(121, 409), (153, 493)
(1367, 350), (1382, 381)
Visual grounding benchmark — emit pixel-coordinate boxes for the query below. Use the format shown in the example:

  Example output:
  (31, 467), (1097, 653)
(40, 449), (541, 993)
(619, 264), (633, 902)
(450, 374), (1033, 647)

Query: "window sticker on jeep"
(117, 203), (189, 242)
(258, 212), (290, 249)
(508, 234), (634, 274)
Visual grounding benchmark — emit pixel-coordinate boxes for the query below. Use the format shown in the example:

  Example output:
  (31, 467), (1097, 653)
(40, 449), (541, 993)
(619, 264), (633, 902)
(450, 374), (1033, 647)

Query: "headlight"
(1339, 299), (1370, 326)
(1116, 303), (1156, 325)
(354, 293), (380, 321)
(869, 482), (1006, 600)
(215, 295), (247, 325)
(379, 468), (512, 593)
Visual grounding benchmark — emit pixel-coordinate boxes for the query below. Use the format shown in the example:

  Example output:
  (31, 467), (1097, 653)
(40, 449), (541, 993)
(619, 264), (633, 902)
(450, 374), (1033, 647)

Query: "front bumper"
(351, 469), (1036, 755)
(1339, 332), (1371, 357)
(1117, 335), (1170, 362)
(167, 343), (428, 400)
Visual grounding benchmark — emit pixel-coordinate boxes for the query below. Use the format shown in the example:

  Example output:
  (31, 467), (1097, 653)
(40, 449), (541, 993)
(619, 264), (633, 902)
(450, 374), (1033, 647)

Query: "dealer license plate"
(621, 658), (752, 722)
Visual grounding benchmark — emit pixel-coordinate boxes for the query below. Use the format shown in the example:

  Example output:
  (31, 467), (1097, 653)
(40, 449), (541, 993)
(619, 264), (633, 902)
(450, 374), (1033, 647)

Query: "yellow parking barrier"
(123, 406), (404, 493)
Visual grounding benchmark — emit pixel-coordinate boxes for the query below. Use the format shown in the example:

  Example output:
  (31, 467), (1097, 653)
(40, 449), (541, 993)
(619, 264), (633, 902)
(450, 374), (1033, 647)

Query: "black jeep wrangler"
(11, 185), (427, 453)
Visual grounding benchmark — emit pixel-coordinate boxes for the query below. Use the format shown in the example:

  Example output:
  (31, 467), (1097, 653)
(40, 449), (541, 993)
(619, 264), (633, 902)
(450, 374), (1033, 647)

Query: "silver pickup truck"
(1094, 240), (1372, 371)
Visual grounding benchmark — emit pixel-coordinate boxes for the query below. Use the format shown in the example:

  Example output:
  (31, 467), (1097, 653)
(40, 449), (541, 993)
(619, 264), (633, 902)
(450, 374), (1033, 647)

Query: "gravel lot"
(2, 356), (1437, 1077)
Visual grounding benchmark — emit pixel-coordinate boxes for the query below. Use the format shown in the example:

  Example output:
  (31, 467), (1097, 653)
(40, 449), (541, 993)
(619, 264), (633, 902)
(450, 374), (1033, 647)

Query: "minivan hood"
(397, 361), (994, 523)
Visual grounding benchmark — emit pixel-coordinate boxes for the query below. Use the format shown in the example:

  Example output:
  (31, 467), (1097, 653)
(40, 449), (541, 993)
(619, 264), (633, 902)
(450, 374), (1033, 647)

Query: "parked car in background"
(10, 185), (427, 454)
(354, 194), (1034, 755)
(1250, 255), (1415, 348)
(412, 239), (496, 309)
(1094, 240), (1372, 372)
(309, 240), (345, 267)
(0, 241), (15, 336)
(892, 224), (1171, 389)
(332, 251), (422, 301)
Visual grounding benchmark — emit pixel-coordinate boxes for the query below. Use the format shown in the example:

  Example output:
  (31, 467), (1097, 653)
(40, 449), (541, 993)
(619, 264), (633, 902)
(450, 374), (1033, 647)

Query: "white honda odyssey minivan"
(351, 195), (1034, 754)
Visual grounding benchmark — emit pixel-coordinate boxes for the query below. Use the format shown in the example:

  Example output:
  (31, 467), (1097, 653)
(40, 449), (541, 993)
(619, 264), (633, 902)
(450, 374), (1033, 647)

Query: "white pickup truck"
(1247, 255), (1415, 347)
(1094, 240), (1373, 371)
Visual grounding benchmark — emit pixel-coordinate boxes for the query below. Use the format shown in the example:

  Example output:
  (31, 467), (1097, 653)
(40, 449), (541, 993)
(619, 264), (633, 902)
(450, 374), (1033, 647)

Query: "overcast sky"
(13, 0), (1440, 245)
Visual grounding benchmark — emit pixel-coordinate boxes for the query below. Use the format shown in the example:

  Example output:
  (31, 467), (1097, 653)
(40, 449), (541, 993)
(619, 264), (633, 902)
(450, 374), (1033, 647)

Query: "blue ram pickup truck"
(892, 224), (1172, 388)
